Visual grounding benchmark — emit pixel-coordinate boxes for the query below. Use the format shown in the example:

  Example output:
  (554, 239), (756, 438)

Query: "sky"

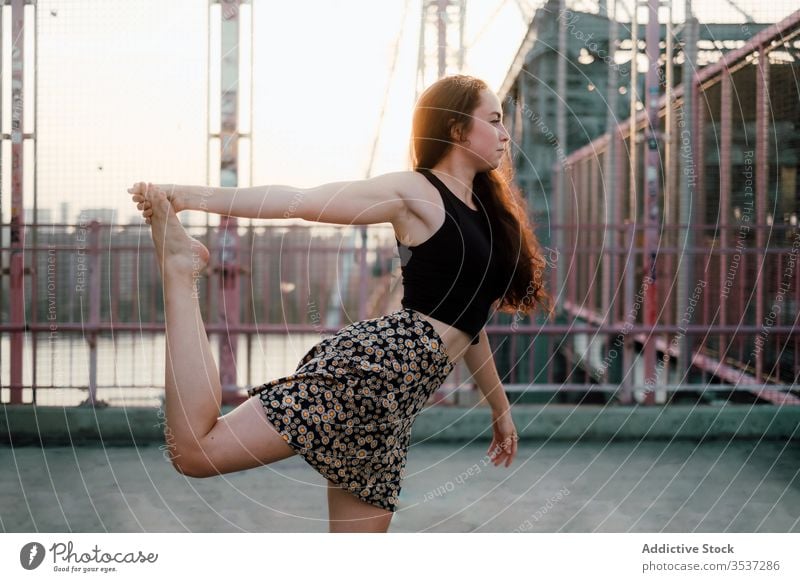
(4, 0), (528, 226)
(1, 0), (797, 226)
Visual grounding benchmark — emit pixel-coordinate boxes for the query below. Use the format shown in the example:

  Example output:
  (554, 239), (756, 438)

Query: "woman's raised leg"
(142, 184), (295, 477)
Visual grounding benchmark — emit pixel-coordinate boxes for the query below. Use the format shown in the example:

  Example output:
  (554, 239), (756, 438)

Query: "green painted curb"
(2, 404), (798, 446)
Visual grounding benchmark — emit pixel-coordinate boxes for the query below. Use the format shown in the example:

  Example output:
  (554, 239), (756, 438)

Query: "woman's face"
(460, 89), (511, 171)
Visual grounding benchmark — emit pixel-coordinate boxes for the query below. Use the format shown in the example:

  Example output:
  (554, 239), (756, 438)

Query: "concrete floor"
(2, 440), (799, 533)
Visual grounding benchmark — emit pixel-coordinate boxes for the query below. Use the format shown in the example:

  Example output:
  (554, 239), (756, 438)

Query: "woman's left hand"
(488, 408), (518, 467)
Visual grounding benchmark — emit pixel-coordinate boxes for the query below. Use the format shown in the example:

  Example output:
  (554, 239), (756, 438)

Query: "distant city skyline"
(23, 204), (121, 226)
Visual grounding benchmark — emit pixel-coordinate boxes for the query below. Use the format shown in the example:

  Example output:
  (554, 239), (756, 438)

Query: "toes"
(127, 182), (145, 195)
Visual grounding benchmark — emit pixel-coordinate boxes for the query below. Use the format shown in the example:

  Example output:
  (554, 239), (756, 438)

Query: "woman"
(128, 74), (553, 533)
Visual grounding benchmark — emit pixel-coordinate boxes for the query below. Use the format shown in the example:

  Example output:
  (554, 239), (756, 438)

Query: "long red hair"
(408, 74), (554, 322)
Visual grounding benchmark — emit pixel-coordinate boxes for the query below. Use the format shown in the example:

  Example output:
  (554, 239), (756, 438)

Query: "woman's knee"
(168, 445), (216, 478)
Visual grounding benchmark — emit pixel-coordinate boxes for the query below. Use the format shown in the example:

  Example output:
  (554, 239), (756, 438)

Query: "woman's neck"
(429, 162), (477, 202)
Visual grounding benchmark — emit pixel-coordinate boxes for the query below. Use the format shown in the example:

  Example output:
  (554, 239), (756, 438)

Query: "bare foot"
(129, 183), (186, 222)
(144, 184), (209, 280)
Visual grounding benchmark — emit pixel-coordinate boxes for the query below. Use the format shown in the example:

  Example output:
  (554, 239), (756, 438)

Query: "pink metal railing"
(554, 10), (800, 403)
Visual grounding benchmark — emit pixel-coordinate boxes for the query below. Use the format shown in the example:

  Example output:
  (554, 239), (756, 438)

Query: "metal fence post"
(81, 220), (103, 407)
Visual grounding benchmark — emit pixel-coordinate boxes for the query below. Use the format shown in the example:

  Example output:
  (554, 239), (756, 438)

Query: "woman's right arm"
(162, 171), (414, 226)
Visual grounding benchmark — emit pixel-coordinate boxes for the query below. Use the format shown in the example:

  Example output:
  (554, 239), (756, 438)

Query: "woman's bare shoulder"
(376, 169), (426, 196)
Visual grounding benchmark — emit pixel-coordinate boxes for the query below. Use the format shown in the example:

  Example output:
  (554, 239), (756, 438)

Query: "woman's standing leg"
(327, 481), (394, 532)
(139, 185), (295, 477)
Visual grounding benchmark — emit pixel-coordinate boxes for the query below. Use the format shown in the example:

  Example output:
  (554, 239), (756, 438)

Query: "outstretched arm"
(149, 171), (411, 226)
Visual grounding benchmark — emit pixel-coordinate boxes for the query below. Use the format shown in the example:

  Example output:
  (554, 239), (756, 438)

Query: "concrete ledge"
(413, 404), (800, 442)
(3, 403), (799, 446)
(1, 405), (168, 446)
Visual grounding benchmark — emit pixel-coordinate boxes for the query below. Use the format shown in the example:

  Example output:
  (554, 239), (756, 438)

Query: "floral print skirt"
(247, 307), (455, 512)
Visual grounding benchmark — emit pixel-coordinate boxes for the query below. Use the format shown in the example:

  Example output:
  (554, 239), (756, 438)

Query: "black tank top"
(395, 169), (501, 345)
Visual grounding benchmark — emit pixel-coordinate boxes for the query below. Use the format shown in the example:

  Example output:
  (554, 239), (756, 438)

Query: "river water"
(0, 332), (325, 407)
